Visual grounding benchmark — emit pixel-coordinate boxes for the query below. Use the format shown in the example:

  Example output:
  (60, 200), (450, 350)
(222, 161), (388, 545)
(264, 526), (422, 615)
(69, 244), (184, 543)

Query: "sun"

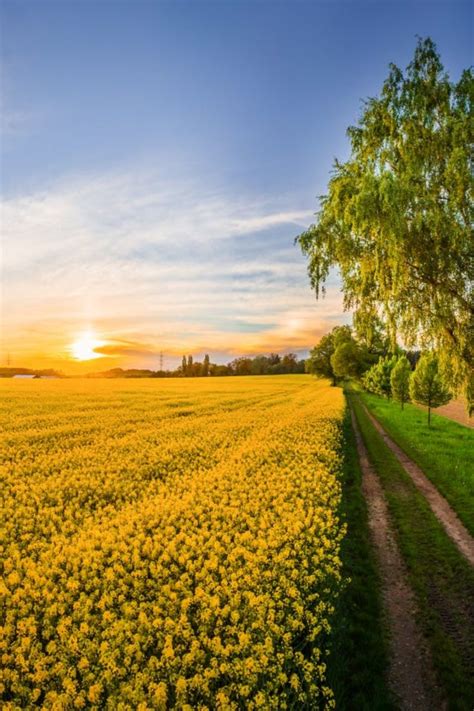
(70, 332), (104, 361)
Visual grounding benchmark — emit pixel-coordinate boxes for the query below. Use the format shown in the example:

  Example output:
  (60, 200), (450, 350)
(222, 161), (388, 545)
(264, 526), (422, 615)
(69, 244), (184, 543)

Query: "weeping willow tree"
(298, 38), (473, 410)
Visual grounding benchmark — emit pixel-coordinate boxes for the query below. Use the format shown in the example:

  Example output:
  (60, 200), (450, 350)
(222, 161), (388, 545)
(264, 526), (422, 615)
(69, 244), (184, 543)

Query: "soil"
(350, 410), (442, 710)
(418, 397), (473, 429)
(363, 405), (474, 567)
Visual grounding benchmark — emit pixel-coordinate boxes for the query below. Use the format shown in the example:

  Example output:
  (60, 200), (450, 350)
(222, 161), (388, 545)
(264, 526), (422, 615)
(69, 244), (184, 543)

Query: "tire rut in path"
(362, 404), (474, 567)
(350, 409), (442, 711)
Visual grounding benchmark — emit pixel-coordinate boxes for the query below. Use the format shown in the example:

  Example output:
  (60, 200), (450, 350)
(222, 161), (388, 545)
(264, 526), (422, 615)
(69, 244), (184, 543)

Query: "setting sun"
(70, 333), (104, 361)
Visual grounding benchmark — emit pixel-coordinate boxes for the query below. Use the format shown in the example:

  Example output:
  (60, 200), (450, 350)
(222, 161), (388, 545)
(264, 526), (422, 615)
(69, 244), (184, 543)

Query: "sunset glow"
(70, 333), (104, 361)
(2, 1), (468, 376)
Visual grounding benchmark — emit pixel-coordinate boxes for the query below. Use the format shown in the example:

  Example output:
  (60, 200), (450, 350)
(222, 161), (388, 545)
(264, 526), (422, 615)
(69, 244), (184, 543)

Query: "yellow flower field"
(0, 376), (345, 709)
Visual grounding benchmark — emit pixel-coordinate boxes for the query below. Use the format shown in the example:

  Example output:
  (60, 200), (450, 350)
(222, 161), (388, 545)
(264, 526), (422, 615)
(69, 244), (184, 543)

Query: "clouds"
(93, 341), (157, 358)
(3, 171), (313, 267)
(1, 167), (345, 369)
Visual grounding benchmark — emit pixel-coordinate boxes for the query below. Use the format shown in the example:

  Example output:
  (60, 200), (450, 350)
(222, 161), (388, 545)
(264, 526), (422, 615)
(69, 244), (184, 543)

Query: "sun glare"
(70, 333), (104, 361)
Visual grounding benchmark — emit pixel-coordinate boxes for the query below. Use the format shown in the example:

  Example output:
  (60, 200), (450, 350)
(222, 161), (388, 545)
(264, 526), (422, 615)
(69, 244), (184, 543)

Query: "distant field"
(0, 376), (345, 709)
(423, 397), (473, 429)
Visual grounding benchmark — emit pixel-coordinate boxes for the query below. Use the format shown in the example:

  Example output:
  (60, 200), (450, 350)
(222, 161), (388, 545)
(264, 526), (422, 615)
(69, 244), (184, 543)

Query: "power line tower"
(159, 351), (164, 371)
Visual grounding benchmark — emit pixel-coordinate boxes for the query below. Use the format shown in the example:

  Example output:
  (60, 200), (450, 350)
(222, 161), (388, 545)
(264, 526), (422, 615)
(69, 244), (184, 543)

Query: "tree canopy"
(331, 341), (365, 380)
(305, 326), (353, 384)
(297, 38), (473, 398)
(305, 325), (378, 383)
(362, 355), (398, 399)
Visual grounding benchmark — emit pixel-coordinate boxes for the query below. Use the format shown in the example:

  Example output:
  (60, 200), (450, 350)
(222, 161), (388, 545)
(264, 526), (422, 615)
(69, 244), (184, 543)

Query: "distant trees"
(175, 353), (308, 378)
(251, 355), (269, 375)
(229, 357), (252, 376)
(281, 353), (298, 373)
(210, 364), (232, 376)
(306, 325), (382, 384)
(181, 354), (204, 377)
(409, 353), (452, 426)
(223, 354), (305, 376)
(78, 353), (306, 379)
(390, 356), (412, 410)
(306, 326), (353, 384)
(297, 37), (474, 411)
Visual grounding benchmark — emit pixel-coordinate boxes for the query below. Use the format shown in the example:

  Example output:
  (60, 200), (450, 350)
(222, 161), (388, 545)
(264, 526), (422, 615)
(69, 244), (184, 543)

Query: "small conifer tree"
(390, 356), (411, 410)
(409, 353), (452, 426)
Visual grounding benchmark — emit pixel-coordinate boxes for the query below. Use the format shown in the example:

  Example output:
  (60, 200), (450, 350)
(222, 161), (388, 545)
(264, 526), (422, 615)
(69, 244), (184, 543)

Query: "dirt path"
(363, 404), (474, 567)
(350, 410), (440, 710)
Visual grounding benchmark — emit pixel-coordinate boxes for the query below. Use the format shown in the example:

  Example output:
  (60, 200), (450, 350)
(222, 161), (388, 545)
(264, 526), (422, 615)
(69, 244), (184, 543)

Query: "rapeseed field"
(1, 376), (345, 709)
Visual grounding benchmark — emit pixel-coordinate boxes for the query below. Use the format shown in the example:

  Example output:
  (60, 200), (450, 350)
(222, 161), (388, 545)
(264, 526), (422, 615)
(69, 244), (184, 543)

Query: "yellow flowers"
(0, 375), (344, 708)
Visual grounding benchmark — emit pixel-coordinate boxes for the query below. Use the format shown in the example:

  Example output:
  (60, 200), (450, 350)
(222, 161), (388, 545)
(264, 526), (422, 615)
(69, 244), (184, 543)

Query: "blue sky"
(1, 0), (472, 370)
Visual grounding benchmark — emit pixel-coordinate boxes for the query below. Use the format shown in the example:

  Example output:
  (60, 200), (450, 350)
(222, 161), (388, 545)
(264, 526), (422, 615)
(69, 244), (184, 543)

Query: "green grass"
(357, 388), (474, 536)
(327, 408), (393, 710)
(349, 392), (474, 710)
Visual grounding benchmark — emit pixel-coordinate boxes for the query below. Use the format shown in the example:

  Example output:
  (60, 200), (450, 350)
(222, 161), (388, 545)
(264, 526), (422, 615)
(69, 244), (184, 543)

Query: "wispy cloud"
(1, 167), (344, 369)
(94, 341), (157, 358)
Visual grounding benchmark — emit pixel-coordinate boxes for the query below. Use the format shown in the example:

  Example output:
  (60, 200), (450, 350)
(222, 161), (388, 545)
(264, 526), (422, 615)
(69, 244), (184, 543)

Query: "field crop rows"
(1, 377), (345, 709)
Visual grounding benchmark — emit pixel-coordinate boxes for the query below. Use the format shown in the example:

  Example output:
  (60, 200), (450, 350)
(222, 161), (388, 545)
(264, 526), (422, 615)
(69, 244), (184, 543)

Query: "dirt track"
(350, 410), (441, 710)
(363, 405), (474, 567)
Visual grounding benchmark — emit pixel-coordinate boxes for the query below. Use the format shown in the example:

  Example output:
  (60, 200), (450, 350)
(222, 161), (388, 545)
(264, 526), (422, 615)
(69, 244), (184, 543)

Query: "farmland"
(1, 376), (346, 709)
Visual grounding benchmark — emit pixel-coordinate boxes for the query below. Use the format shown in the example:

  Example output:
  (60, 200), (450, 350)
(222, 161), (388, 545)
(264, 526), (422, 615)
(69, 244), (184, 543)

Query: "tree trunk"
(428, 406), (431, 427)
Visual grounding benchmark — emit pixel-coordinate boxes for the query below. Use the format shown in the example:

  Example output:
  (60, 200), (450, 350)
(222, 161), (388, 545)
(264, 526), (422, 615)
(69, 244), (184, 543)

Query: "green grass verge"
(356, 389), (474, 536)
(327, 407), (393, 710)
(349, 392), (474, 710)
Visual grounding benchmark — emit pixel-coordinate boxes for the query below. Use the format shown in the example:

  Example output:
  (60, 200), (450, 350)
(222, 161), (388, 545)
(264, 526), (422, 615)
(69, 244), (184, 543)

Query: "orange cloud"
(93, 342), (157, 358)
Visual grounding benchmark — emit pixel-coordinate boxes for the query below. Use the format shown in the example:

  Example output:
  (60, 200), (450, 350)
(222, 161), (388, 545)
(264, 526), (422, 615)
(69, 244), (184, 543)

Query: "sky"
(1, 0), (472, 372)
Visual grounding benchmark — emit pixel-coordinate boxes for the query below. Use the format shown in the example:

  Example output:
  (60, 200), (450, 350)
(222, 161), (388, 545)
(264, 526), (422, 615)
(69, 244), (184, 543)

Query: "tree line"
(306, 323), (452, 425)
(84, 353), (306, 379)
(180, 352), (305, 377)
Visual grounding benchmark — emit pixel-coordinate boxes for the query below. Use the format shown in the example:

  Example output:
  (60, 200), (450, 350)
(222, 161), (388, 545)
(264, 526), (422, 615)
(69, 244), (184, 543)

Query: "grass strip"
(349, 392), (474, 710)
(357, 388), (473, 536)
(327, 406), (393, 710)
